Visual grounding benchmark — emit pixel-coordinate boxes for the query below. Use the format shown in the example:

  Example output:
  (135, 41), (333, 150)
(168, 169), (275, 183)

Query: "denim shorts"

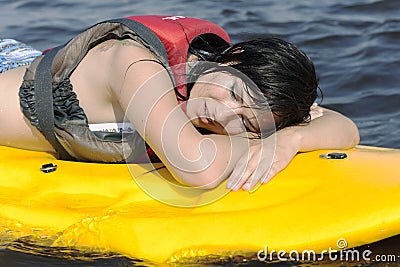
(0, 39), (42, 73)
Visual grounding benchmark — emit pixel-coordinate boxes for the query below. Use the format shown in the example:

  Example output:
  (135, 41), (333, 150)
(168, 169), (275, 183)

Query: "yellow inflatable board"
(0, 145), (399, 264)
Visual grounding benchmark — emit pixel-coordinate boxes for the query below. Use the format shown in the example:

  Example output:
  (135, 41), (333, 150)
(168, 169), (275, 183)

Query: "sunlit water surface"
(0, 0), (399, 266)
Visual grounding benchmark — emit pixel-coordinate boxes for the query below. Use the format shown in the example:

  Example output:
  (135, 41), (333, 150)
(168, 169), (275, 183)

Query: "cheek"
(198, 115), (244, 135)
(210, 115), (244, 135)
(223, 120), (245, 135)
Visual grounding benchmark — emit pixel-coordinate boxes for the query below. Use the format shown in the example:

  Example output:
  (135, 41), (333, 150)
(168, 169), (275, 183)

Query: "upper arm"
(294, 106), (360, 151)
(322, 107), (360, 146)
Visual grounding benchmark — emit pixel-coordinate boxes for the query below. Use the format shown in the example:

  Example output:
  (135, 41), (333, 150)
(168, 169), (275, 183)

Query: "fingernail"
(226, 181), (232, 188)
(262, 176), (271, 184)
(243, 183), (250, 191)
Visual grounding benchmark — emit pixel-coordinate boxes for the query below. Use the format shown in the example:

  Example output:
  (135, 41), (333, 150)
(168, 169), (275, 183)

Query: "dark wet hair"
(187, 36), (318, 133)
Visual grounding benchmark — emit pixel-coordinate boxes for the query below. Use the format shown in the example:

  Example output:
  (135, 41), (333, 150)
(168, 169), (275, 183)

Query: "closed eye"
(241, 115), (251, 132)
(229, 79), (262, 134)
(230, 86), (257, 133)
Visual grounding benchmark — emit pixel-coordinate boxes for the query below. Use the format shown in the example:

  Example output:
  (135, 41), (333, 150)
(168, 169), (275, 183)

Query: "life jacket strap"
(34, 45), (75, 160)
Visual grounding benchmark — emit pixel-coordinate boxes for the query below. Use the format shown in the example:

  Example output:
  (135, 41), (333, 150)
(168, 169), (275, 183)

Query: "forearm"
(168, 133), (250, 189)
(280, 108), (360, 152)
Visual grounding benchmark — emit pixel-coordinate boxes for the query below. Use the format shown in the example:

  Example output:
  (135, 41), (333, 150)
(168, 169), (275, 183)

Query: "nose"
(214, 103), (239, 124)
(212, 105), (246, 135)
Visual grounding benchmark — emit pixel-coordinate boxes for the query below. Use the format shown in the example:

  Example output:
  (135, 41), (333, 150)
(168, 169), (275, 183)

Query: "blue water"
(0, 0), (399, 266)
(1, 0), (399, 149)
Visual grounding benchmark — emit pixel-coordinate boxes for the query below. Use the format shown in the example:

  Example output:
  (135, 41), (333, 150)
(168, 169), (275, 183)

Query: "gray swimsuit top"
(19, 19), (172, 163)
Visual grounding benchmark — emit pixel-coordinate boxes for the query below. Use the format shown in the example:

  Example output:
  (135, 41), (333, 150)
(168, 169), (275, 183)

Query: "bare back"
(0, 39), (155, 153)
(0, 66), (55, 152)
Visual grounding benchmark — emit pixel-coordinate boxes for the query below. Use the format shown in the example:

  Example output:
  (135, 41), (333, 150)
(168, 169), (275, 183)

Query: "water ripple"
(0, 0), (399, 148)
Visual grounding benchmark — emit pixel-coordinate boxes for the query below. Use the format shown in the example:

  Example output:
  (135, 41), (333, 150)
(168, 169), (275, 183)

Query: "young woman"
(0, 16), (359, 191)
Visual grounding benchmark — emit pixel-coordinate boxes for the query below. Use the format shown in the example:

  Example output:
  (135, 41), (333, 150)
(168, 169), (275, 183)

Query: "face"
(186, 71), (275, 136)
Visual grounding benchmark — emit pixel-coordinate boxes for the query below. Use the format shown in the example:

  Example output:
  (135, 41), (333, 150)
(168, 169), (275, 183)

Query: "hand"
(226, 128), (301, 191)
(309, 103), (324, 120)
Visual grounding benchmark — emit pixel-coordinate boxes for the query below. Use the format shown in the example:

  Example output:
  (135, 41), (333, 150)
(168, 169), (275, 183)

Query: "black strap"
(107, 18), (169, 64)
(34, 46), (75, 160)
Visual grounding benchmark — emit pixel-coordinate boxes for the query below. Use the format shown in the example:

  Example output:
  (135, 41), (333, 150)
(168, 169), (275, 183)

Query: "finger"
(242, 174), (260, 191)
(261, 160), (285, 184)
(226, 151), (253, 189)
(248, 166), (272, 193)
(227, 145), (262, 187)
(242, 159), (270, 191)
(241, 147), (274, 191)
(310, 108), (323, 120)
(230, 151), (262, 191)
(231, 159), (259, 191)
(242, 145), (275, 191)
(309, 103), (324, 120)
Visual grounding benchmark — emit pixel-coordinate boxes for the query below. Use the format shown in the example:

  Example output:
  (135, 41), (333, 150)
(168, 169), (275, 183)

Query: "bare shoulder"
(0, 66), (56, 152)
(98, 39), (167, 96)
(97, 39), (161, 74)
(96, 39), (147, 53)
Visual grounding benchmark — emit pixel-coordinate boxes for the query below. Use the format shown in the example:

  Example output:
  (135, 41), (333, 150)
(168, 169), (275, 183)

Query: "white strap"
(88, 122), (136, 134)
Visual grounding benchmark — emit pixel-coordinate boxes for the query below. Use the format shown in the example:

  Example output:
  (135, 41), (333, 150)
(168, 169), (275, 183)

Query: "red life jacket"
(126, 15), (230, 105)
(43, 15), (230, 102)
